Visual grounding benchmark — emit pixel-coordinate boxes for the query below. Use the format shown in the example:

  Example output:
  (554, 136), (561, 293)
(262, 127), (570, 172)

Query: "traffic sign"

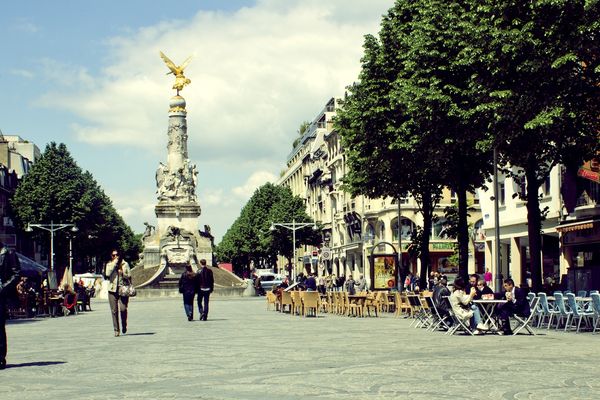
(321, 247), (331, 260)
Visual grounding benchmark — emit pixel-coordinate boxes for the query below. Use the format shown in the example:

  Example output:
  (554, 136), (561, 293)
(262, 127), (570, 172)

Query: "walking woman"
(104, 249), (131, 336)
(179, 264), (197, 321)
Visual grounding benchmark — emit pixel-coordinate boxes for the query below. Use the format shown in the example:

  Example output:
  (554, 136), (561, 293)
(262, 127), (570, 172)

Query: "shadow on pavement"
(123, 332), (156, 336)
(7, 319), (40, 325)
(7, 361), (66, 369)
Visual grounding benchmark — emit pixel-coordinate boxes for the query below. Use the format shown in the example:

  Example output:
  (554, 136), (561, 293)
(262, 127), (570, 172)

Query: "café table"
(473, 299), (507, 331)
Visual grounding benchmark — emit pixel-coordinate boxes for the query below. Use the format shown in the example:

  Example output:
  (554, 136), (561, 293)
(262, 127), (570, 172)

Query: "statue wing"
(180, 55), (193, 71)
(159, 51), (178, 75)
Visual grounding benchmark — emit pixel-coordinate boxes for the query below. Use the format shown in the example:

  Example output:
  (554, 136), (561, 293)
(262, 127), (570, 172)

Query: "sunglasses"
(112, 253), (118, 257)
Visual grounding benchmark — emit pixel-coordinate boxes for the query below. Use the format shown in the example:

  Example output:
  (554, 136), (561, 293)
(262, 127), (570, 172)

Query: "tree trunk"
(419, 192), (433, 290)
(456, 181), (469, 281)
(525, 162), (543, 292)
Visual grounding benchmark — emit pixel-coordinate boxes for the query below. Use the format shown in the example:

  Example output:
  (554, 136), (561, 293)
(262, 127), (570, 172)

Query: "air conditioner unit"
(3, 217), (14, 227)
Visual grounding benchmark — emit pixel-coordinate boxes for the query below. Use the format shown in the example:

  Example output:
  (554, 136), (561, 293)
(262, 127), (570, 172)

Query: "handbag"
(118, 278), (137, 297)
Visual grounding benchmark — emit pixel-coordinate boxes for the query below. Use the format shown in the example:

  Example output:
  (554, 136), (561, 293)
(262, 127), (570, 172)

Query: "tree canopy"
(336, 0), (599, 290)
(11, 142), (141, 274)
(216, 183), (320, 276)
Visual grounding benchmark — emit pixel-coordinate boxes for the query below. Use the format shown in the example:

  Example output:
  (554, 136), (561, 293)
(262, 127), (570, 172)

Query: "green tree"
(215, 183), (320, 276)
(11, 142), (141, 274)
(467, 0), (600, 290)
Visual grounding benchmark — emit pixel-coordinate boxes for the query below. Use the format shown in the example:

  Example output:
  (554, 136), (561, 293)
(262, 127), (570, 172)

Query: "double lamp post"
(270, 219), (318, 282)
(25, 221), (78, 272)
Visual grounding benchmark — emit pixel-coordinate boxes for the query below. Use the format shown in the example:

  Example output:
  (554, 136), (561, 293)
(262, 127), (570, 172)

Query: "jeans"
(183, 292), (195, 319)
(197, 290), (211, 319)
(470, 304), (482, 329)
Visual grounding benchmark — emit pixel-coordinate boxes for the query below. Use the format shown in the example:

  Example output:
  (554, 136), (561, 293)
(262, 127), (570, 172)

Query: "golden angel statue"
(159, 51), (192, 94)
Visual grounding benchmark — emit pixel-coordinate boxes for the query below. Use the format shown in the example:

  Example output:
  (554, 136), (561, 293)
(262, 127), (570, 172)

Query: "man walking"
(196, 259), (214, 321)
(0, 240), (20, 369)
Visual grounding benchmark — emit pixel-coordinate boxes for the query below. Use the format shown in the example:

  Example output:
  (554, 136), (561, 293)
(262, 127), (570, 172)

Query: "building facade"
(277, 98), (483, 289)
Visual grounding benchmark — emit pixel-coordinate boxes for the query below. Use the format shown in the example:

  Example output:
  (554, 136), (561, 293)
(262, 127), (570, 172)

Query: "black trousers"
(197, 290), (211, 319)
(0, 301), (6, 361)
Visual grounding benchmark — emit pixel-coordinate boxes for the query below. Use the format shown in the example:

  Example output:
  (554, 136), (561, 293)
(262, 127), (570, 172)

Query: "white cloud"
(232, 170), (278, 199)
(9, 69), (35, 79)
(38, 0), (392, 160)
(12, 18), (40, 34)
(34, 0), (394, 241)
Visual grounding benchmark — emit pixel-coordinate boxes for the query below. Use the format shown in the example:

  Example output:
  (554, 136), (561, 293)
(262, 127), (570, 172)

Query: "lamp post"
(270, 219), (318, 282)
(25, 221), (78, 272)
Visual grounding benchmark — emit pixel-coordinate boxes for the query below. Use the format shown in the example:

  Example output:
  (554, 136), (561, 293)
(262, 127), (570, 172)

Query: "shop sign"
(430, 242), (455, 251)
(372, 255), (397, 290)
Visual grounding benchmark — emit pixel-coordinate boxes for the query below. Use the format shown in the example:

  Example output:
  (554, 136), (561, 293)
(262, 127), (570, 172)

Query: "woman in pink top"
(484, 268), (492, 286)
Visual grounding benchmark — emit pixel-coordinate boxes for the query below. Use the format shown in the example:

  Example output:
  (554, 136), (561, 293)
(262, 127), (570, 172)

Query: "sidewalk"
(3, 297), (599, 399)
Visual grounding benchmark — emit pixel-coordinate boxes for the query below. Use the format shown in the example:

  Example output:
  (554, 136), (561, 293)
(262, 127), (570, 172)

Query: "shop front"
(558, 219), (600, 292)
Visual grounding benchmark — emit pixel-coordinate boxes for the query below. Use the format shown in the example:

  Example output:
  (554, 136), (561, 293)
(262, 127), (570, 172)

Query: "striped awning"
(555, 219), (597, 233)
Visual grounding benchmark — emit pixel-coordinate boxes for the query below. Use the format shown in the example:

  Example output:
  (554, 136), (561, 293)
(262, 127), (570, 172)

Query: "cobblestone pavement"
(2, 297), (600, 399)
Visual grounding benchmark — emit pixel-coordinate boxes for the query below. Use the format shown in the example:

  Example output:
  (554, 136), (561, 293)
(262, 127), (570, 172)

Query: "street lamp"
(25, 221), (78, 272)
(270, 219), (318, 282)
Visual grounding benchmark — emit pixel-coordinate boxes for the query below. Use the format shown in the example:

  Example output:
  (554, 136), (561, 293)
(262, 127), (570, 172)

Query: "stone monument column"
(142, 52), (213, 271)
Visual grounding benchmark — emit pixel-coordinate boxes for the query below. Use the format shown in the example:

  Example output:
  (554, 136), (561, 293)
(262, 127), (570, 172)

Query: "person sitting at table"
(449, 276), (488, 334)
(468, 274), (480, 296)
(305, 273), (317, 292)
(476, 279), (494, 300)
(355, 274), (367, 293)
(432, 277), (452, 326)
(495, 278), (530, 335)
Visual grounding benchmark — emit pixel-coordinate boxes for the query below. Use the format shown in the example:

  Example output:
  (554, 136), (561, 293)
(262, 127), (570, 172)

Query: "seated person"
(305, 273), (317, 292)
(449, 276), (488, 334)
(432, 277), (452, 326)
(62, 284), (77, 315)
(495, 278), (531, 335)
(476, 279), (494, 299)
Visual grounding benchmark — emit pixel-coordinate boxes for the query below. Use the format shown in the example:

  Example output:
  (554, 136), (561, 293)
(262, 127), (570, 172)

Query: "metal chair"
(513, 297), (540, 335)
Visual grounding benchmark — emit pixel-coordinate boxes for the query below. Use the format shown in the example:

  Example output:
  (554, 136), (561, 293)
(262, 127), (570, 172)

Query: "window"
(499, 183), (505, 206)
(542, 176), (551, 197)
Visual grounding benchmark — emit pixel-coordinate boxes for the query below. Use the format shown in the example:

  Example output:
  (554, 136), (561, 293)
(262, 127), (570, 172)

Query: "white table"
(473, 299), (507, 331)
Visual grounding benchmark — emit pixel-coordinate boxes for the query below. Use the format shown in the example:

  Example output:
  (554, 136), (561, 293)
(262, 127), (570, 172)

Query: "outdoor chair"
(537, 292), (559, 329)
(445, 299), (474, 336)
(266, 291), (277, 311)
(363, 293), (379, 317)
(396, 293), (411, 318)
(553, 293), (572, 330)
(301, 292), (320, 317)
(565, 293), (594, 333)
(280, 291), (293, 313)
(62, 293), (78, 316)
(291, 291), (303, 316)
(378, 291), (391, 313)
(577, 290), (588, 298)
(512, 296), (540, 335)
(407, 295), (427, 328)
(343, 292), (362, 317)
(590, 294), (600, 334)
(425, 296), (451, 332)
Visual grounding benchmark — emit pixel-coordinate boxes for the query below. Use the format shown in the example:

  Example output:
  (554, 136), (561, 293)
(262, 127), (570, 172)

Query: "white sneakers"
(476, 323), (490, 331)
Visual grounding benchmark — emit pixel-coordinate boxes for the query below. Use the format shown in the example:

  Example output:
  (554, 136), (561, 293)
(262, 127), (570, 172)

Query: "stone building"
(277, 98), (483, 289)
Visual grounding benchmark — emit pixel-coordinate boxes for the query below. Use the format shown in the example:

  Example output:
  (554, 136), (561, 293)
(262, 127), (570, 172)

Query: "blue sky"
(0, 0), (393, 242)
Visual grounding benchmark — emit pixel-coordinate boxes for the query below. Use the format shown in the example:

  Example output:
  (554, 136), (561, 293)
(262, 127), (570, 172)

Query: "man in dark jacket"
(0, 241), (20, 369)
(497, 278), (531, 335)
(196, 259), (214, 321)
(432, 277), (452, 326)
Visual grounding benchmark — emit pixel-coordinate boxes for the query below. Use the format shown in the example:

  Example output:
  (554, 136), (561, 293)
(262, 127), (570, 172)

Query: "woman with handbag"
(104, 249), (131, 336)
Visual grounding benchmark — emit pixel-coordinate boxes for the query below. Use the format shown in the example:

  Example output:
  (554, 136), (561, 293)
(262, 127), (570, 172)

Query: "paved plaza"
(3, 297), (600, 399)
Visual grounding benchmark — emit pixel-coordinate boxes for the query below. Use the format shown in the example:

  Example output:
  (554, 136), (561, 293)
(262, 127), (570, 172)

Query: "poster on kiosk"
(371, 254), (398, 290)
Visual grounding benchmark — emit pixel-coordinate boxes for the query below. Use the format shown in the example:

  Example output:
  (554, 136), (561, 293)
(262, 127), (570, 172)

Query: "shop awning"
(555, 219), (598, 233)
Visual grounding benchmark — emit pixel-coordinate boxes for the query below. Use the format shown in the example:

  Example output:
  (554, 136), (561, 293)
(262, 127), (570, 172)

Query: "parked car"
(257, 274), (283, 293)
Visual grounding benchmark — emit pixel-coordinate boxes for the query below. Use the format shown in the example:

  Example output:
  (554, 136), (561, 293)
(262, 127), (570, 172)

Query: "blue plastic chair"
(566, 293), (594, 332)
(590, 290), (599, 296)
(591, 294), (600, 334)
(577, 290), (587, 298)
(538, 293), (559, 329)
(553, 293), (572, 330)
